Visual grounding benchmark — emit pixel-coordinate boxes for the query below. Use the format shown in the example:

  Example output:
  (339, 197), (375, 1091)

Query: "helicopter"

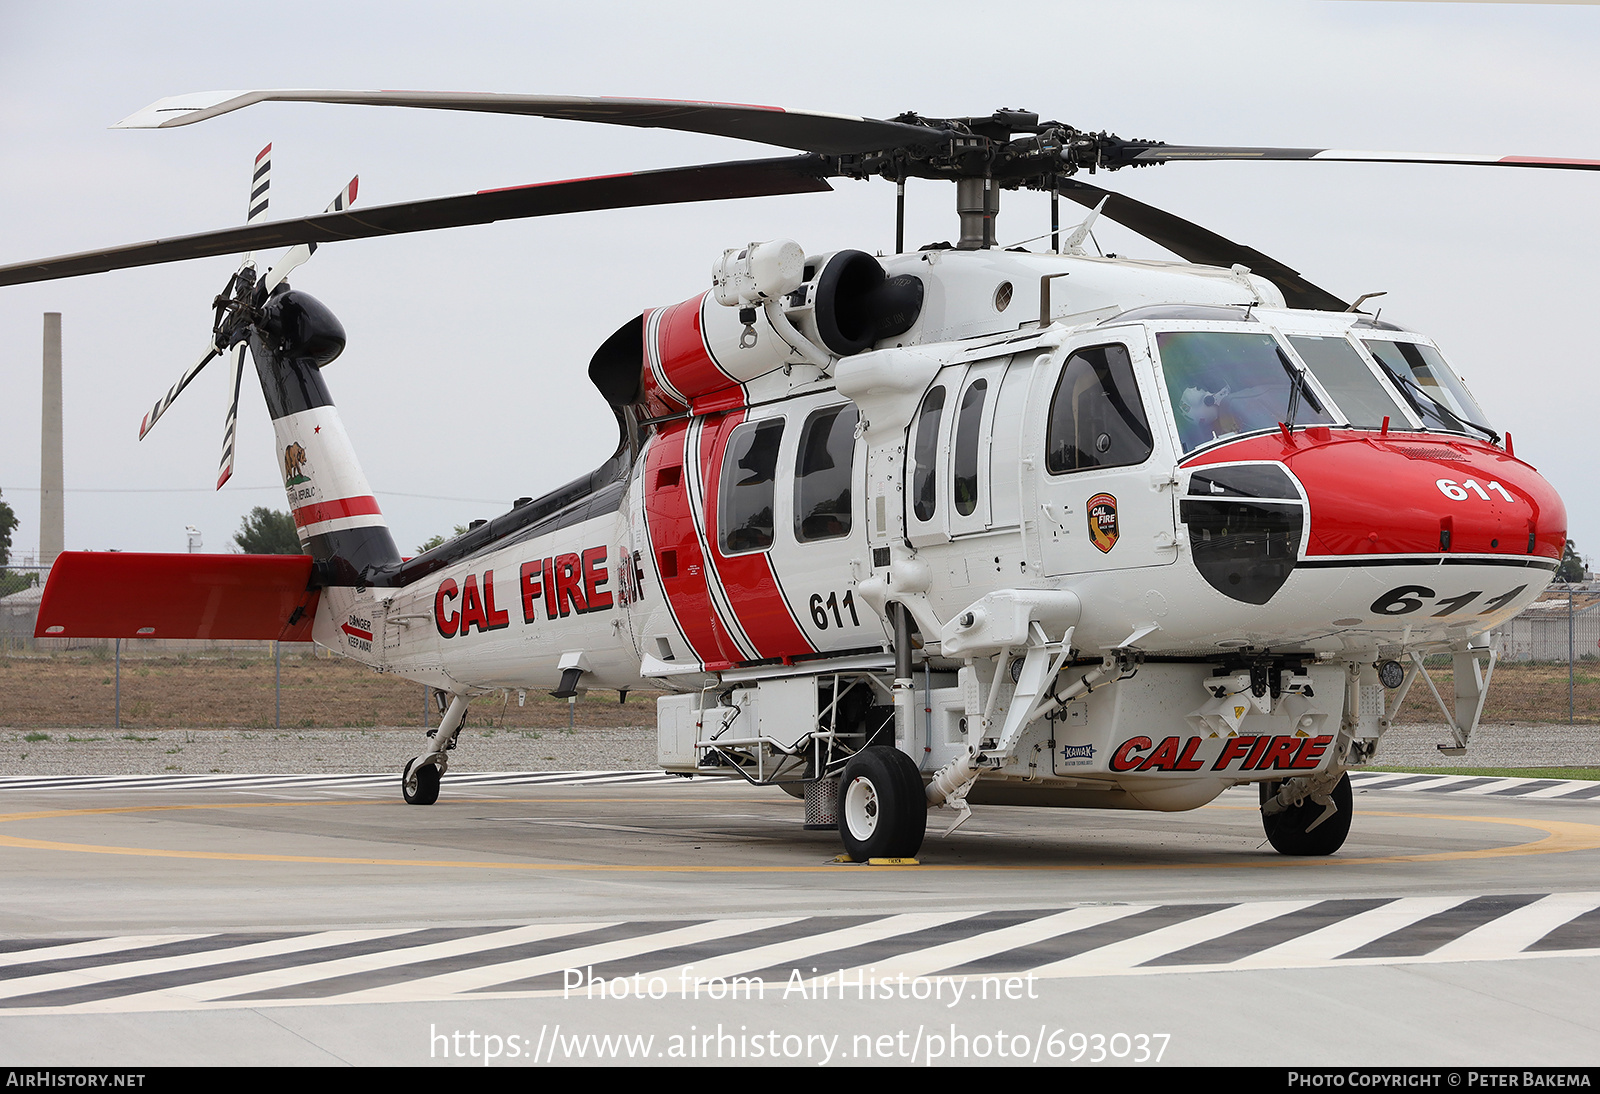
(8, 91), (1582, 862)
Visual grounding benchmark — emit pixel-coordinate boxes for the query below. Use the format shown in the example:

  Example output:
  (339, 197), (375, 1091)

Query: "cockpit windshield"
(1361, 339), (1495, 439)
(1285, 335), (1409, 429)
(1155, 331), (1332, 453)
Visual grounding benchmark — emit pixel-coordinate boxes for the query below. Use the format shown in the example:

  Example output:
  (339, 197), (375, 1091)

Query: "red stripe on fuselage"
(639, 307), (688, 419)
(643, 422), (739, 668)
(653, 293), (740, 408)
(701, 410), (814, 660)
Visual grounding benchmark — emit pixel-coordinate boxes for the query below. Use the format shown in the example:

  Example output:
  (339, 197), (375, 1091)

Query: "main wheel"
(1259, 772), (1352, 855)
(838, 746), (926, 861)
(402, 758), (441, 806)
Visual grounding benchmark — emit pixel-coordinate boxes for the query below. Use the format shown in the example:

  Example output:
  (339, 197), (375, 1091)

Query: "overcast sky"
(2, 0), (1597, 564)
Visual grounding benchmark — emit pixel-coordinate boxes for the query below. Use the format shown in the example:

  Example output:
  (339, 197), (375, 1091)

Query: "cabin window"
(953, 379), (987, 516)
(719, 418), (784, 554)
(794, 404), (859, 543)
(910, 385), (946, 522)
(1046, 344), (1154, 474)
(1156, 331), (1331, 453)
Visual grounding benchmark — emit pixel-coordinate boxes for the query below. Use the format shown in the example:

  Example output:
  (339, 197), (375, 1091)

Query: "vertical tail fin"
(251, 286), (402, 586)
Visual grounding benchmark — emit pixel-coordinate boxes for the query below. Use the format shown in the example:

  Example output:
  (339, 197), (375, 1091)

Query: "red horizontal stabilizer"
(34, 552), (320, 641)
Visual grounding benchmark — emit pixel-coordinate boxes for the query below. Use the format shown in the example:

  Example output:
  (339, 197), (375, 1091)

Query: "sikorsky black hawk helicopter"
(7, 91), (1583, 861)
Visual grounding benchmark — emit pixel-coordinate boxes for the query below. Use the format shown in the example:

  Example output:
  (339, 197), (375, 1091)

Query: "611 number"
(809, 589), (861, 630)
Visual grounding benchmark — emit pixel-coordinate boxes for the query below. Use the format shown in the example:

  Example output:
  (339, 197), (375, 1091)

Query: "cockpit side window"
(1046, 344), (1153, 474)
(1156, 331), (1332, 453)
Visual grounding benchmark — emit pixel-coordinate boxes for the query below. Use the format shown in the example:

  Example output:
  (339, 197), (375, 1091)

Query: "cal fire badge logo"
(1087, 493), (1119, 553)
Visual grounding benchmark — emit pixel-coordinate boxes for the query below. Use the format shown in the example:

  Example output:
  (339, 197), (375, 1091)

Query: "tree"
(0, 489), (16, 569)
(233, 507), (304, 554)
(1556, 539), (1589, 583)
(0, 491), (34, 597)
(416, 525), (469, 555)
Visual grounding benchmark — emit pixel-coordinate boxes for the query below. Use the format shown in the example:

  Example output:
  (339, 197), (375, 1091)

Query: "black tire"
(403, 758), (441, 806)
(1259, 772), (1351, 855)
(838, 746), (926, 861)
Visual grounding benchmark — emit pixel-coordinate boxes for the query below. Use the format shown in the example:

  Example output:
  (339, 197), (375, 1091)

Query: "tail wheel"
(838, 746), (926, 861)
(402, 758), (441, 806)
(1259, 772), (1352, 855)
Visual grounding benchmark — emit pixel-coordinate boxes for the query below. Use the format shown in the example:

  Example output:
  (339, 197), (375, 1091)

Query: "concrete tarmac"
(2, 773), (1599, 1067)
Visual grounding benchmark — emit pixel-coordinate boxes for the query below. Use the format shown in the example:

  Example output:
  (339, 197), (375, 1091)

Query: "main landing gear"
(401, 691), (469, 806)
(838, 746), (927, 861)
(1259, 771), (1353, 855)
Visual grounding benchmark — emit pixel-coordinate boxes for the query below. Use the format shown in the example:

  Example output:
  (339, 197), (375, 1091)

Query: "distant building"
(1492, 585), (1600, 662)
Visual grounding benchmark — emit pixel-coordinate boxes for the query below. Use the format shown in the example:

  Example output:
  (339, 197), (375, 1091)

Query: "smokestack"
(40, 313), (63, 569)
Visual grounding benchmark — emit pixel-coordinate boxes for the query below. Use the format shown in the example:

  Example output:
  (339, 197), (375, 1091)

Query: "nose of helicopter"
(1179, 428), (1566, 618)
(1292, 431), (1563, 559)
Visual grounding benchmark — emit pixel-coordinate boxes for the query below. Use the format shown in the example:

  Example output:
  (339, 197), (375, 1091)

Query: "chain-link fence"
(0, 637), (653, 731)
(2, 577), (1593, 729)
(1493, 594), (1600, 663)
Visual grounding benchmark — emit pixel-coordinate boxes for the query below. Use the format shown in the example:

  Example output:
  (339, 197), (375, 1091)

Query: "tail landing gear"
(401, 691), (469, 806)
(1259, 771), (1353, 855)
(402, 757), (441, 805)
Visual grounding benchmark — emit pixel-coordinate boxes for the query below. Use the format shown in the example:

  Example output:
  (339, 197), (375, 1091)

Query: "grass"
(1362, 765), (1600, 781)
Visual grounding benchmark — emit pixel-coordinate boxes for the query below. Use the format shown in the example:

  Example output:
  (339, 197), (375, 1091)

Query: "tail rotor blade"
(263, 175), (358, 293)
(216, 343), (247, 489)
(139, 343), (220, 440)
(248, 143), (271, 221)
(241, 143), (272, 271)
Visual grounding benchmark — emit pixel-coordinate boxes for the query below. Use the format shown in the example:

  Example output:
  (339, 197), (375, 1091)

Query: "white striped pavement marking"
(0, 928), (413, 1003)
(62, 922), (616, 1014)
(1029, 900), (1317, 977)
(1522, 783), (1595, 799)
(825, 905), (1151, 982)
(5, 891), (1600, 1013)
(631, 911), (987, 989)
(0, 934), (217, 971)
(1213, 896), (1473, 970)
(0, 771), (687, 793)
(336, 916), (804, 1003)
(1426, 892), (1600, 962)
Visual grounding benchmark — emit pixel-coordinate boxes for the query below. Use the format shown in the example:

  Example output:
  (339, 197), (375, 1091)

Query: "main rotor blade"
(1057, 178), (1348, 312)
(114, 90), (936, 157)
(1125, 145), (1600, 172)
(0, 156), (834, 288)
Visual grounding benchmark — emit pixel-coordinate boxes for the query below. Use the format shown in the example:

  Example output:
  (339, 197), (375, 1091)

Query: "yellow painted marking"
(0, 798), (1596, 873)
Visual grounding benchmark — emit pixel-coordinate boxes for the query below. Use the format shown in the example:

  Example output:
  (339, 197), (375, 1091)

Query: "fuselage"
(306, 248), (1563, 700)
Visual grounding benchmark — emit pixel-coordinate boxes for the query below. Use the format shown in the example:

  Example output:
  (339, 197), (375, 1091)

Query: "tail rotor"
(135, 146), (358, 494)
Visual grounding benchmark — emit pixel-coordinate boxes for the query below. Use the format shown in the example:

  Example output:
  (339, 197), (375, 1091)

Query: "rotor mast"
(832, 108), (1165, 251)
